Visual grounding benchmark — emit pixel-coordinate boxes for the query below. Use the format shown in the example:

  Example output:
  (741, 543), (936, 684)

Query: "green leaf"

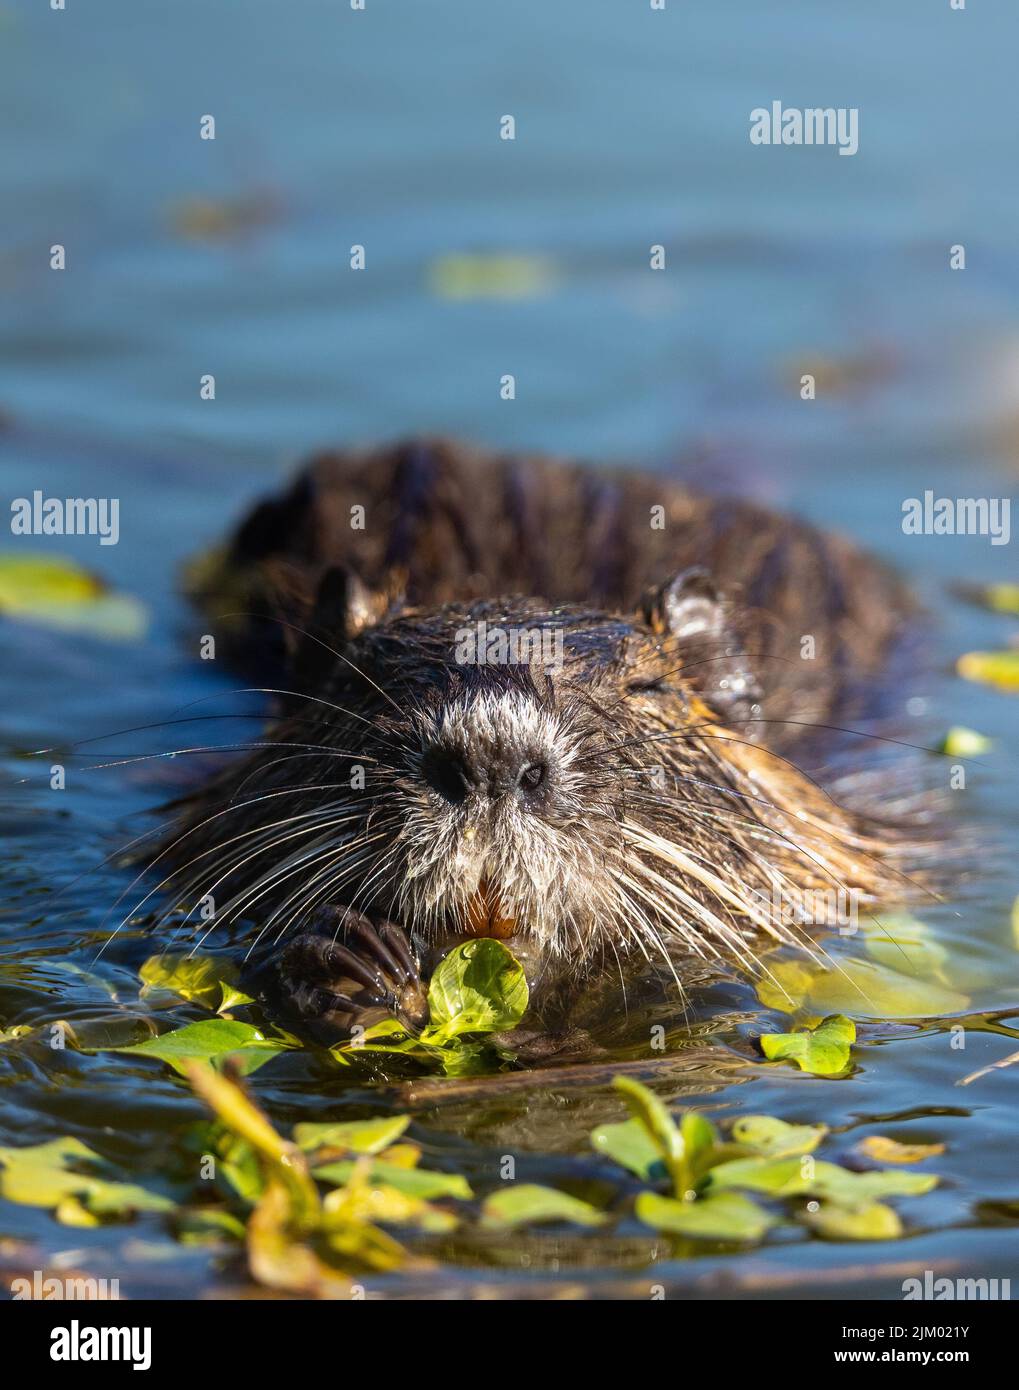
(108, 1019), (287, 1076)
(801, 1200), (903, 1241)
(0, 554), (148, 640)
(424, 939), (529, 1040)
(218, 982), (255, 1012)
(0, 1136), (173, 1217)
(174, 1207), (247, 1244)
(428, 252), (557, 303)
(590, 1117), (667, 1183)
(681, 1112), (719, 1177)
(293, 1116), (410, 1156)
(0, 1024), (32, 1044)
(56, 1194), (102, 1227)
(480, 1184), (606, 1230)
(968, 582), (1019, 616)
(730, 1114), (828, 1158)
(612, 1077), (688, 1197)
(323, 1180), (457, 1234)
(0, 553), (104, 607)
(635, 1190), (776, 1242)
(759, 1014), (856, 1075)
(957, 650), (1019, 693)
(935, 727), (992, 757)
(314, 1160), (472, 1201)
(708, 1155), (938, 1203)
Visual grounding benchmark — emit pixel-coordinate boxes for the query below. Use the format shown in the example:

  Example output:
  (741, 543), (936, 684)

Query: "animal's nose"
(421, 748), (548, 804)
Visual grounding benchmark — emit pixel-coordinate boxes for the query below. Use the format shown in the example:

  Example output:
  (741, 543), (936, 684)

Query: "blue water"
(1, 0), (1018, 1296)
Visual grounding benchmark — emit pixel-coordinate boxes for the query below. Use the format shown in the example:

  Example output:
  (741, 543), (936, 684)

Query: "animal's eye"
(518, 762), (547, 792)
(626, 678), (667, 695)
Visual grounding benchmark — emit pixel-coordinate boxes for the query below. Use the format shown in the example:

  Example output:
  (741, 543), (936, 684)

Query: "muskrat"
(163, 438), (931, 1046)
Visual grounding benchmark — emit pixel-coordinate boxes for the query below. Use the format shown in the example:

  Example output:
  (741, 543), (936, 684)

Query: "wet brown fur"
(165, 439), (934, 1022)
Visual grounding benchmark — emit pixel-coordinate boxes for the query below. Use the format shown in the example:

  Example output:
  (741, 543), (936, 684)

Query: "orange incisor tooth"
(465, 880), (517, 939)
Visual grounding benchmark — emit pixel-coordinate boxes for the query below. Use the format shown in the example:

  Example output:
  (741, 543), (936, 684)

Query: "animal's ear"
(640, 566), (762, 723)
(292, 565), (383, 687)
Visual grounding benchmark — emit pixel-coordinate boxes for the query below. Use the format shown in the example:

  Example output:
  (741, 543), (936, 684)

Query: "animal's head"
(262, 564), (874, 985)
(168, 562), (898, 996)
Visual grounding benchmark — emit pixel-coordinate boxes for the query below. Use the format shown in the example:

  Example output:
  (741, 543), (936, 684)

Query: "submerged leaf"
(862, 913), (951, 986)
(758, 957), (966, 1019)
(759, 1014), (855, 1075)
(480, 1184), (606, 1230)
(635, 1190), (775, 1242)
(0, 552), (104, 606)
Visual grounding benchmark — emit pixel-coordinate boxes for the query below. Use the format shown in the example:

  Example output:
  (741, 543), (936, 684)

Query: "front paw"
(244, 908), (429, 1046)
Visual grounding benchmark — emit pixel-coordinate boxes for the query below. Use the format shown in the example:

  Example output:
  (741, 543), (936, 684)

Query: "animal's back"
(189, 438), (913, 744)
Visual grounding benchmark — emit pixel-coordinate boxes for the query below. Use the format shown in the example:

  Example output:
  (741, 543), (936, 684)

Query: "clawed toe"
(247, 907), (428, 1045)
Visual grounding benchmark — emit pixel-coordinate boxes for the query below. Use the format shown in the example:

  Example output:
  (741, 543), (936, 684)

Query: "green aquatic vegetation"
(334, 939), (529, 1074)
(959, 581), (1019, 617)
(292, 1115), (411, 1155)
(935, 726), (992, 757)
(801, 1200), (902, 1241)
(101, 940), (528, 1088)
(756, 951), (968, 1019)
(109, 1018), (290, 1077)
(855, 1134), (944, 1164)
(707, 1155), (937, 1202)
(426, 938), (529, 1038)
(635, 1190), (776, 1242)
(428, 252), (557, 302)
(0, 1136), (174, 1221)
(0, 553), (148, 640)
(595, 1079), (940, 1246)
(480, 1184), (607, 1230)
(611, 1075), (719, 1197)
(590, 1116), (668, 1183)
(312, 1159), (473, 1202)
(862, 912), (952, 985)
(730, 1114), (828, 1157)
(759, 1014), (856, 1075)
(957, 649), (1019, 692)
(140, 952), (253, 1013)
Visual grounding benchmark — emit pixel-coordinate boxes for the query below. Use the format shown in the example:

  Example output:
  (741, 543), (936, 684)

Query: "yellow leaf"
(857, 1135), (945, 1165)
